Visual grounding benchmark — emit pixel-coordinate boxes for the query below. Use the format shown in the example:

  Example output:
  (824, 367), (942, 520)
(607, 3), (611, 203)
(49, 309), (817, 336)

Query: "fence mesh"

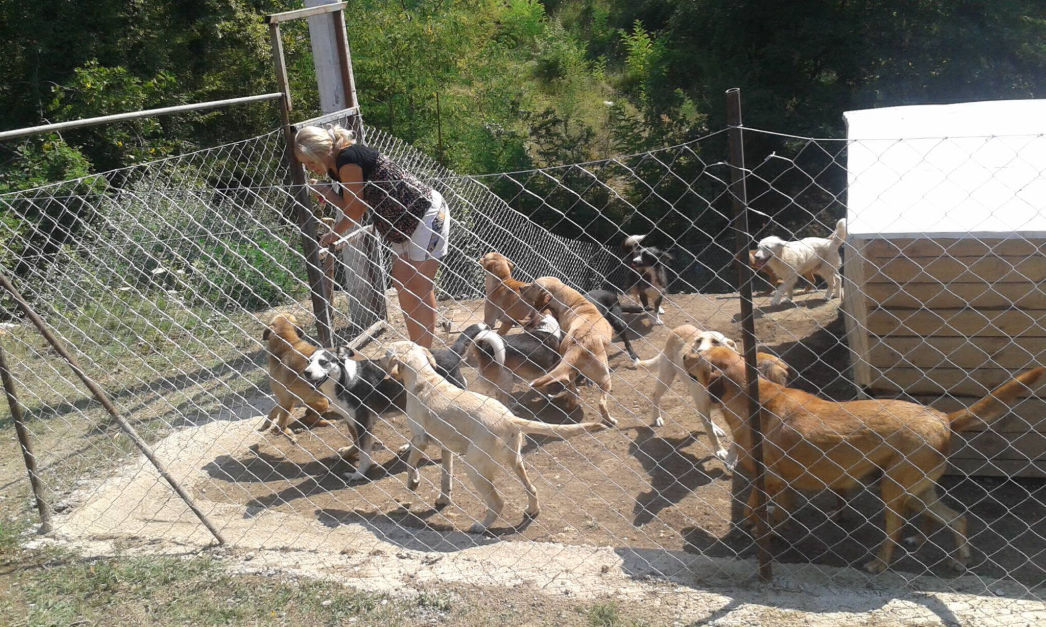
(1, 111), (1045, 608)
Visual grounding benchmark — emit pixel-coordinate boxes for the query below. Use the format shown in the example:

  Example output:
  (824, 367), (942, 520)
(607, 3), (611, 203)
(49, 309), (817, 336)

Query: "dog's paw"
(711, 423), (727, 439)
(435, 496), (451, 509)
(468, 523), (491, 535)
(337, 445), (358, 459)
(862, 558), (888, 574)
(524, 506), (541, 519)
(396, 442), (412, 455)
(343, 470), (368, 483)
(407, 476), (420, 491)
(653, 415), (664, 428)
(717, 448), (738, 470)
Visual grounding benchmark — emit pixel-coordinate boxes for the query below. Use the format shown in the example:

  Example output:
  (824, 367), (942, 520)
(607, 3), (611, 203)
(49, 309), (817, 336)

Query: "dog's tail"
(510, 416), (610, 438)
(829, 218), (847, 248)
(948, 367), (1044, 432)
(442, 323), (489, 368)
(622, 234), (647, 251)
(629, 351), (662, 370)
(472, 325), (506, 366)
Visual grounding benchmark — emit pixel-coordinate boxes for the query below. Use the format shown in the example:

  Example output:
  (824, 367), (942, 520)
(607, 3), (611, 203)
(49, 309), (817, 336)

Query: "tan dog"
(630, 326), (789, 465)
(480, 252), (538, 335)
(384, 341), (610, 533)
(257, 313), (334, 439)
(518, 276), (617, 425)
(749, 249), (817, 297)
(684, 345), (1043, 573)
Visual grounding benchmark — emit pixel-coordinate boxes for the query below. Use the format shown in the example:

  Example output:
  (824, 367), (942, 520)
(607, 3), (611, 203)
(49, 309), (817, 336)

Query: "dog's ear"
(293, 323), (306, 339)
(704, 368), (727, 402)
(262, 328), (271, 340)
(724, 337), (738, 352)
(336, 345), (356, 360)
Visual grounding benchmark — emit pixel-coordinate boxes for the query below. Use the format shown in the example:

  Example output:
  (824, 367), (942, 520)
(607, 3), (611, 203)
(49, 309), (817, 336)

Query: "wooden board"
(862, 237), (1046, 260)
(841, 239), (872, 387)
(950, 430), (1046, 460)
(867, 336), (1044, 370)
(947, 458), (1046, 478)
(865, 255), (1046, 284)
(864, 366), (1045, 396)
(866, 309), (1046, 338)
(863, 282), (1046, 310)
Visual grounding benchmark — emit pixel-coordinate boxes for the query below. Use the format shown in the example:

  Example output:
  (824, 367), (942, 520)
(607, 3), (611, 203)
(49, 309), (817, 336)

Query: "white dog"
(753, 218), (847, 306)
(630, 325), (791, 468)
(384, 341), (610, 533)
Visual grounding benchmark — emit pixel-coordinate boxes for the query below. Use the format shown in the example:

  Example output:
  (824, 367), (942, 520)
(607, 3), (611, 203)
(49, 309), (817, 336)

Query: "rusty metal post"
(0, 341), (52, 533)
(0, 273), (226, 545)
(726, 87), (772, 581)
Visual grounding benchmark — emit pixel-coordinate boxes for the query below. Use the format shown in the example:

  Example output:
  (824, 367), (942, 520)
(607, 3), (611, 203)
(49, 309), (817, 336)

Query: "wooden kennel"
(841, 100), (1046, 478)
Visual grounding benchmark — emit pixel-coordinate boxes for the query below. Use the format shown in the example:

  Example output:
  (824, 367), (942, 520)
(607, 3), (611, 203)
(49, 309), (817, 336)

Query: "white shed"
(842, 99), (1046, 477)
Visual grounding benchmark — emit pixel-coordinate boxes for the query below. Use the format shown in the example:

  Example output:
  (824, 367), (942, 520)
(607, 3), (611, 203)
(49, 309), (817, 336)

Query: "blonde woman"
(294, 125), (450, 348)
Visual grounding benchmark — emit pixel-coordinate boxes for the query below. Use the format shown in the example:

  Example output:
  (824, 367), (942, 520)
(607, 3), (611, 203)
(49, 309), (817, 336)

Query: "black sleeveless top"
(333, 145), (432, 243)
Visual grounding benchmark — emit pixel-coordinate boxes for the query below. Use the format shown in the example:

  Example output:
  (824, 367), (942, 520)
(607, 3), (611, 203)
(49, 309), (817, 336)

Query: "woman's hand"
(308, 179), (338, 206)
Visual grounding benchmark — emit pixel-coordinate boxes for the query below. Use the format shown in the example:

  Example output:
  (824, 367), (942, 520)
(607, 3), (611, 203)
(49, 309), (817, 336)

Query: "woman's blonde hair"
(293, 124), (357, 169)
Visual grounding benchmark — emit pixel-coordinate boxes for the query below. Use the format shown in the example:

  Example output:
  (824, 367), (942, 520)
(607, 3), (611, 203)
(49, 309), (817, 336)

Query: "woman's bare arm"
(317, 163), (367, 247)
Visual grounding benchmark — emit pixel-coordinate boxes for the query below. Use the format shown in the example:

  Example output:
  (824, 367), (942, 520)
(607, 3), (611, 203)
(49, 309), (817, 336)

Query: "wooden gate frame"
(266, 2), (389, 349)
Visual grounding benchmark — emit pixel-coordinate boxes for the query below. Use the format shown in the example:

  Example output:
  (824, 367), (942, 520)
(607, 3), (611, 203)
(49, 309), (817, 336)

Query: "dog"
(479, 251), (538, 335)
(519, 277), (618, 425)
(258, 313), (336, 440)
(299, 328), (484, 481)
(467, 313), (563, 403)
(303, 346), (406, 481)
(584, 289), (642, 363)
(384, 341), (610, 533)
(684, 345), (1043, 573)
(621, 234), (671, 325)
(751, 218), (846, 306)
(430, 324), (489, 390)
(630, 325), (790, 458)
(748, 249), (817, 297)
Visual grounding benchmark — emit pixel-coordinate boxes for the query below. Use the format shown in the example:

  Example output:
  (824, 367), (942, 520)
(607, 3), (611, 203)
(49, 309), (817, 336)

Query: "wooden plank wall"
(845, 237), (1046, 477)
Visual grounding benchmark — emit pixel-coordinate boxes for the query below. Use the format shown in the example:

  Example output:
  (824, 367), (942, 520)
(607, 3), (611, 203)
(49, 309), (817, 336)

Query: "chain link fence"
(2, 108), (1045, 610)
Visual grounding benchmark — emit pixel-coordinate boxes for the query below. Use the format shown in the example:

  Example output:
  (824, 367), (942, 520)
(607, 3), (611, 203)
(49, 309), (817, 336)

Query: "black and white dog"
(303, 346), (406, 482)
(467, 313), (564, 403)
(302, 328), (484, 482)
(584, 288), (642, 364)
(621, 234), (672, 325)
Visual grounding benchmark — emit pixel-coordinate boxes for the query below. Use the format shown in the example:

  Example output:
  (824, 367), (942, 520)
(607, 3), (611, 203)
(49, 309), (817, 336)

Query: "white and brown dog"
(384, 341), (610, 533)
(631, 325), (789, 467)
(752, 218), (846, 306)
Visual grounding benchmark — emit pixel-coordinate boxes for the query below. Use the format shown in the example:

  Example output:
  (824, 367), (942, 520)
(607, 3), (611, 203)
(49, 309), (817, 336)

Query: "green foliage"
(46, 61), (180, 171)
(191, 236), (307, 312)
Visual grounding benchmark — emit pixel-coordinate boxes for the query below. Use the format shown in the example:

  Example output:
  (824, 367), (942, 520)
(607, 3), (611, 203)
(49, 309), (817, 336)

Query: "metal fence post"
(725, 87), (772, 581)
(0, 341), (52, 533)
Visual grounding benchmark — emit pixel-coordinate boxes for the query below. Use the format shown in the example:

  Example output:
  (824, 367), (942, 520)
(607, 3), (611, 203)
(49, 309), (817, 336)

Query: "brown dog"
(257, 313), (334, 440)
(684, 345), (1044, 573)
(480, 252), (538, 335)
(749, 249), (817, 297)
(519, 276), (617, 425)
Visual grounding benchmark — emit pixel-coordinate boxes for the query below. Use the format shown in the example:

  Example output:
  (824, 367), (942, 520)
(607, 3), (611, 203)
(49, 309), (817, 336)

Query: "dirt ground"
(196, 288), (1046, 592)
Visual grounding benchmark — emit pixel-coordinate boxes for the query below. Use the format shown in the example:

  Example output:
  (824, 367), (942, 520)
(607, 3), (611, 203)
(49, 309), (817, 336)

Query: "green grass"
(1, 554), (420, 626)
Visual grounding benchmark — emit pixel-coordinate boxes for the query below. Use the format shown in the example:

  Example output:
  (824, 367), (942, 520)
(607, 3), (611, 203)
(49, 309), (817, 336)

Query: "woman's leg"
(391, 255), (438, 348)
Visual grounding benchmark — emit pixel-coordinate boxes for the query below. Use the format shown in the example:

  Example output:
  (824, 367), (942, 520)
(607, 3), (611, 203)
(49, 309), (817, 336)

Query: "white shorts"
(388, 190), (450, 262)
